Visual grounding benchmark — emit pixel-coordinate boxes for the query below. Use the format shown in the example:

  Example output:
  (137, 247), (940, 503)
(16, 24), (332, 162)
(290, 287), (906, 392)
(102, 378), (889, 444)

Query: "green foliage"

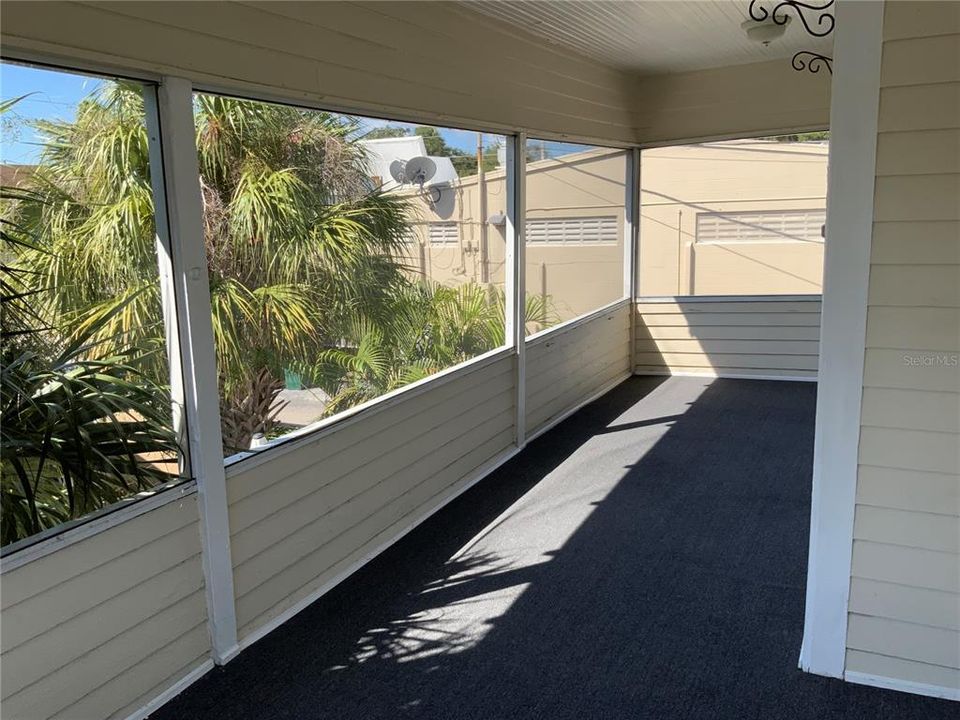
(360, 124), (501, 177)
(193, 94), (416, 451)
(1, 280), (179, 545)
(310, 283), (556, 413)
(3, 80), (557, 527)
(362, 125), (411, 140)
(5, 85), (419, 455)
(764, 131), (830, 143)
(1, 90), (180, 545)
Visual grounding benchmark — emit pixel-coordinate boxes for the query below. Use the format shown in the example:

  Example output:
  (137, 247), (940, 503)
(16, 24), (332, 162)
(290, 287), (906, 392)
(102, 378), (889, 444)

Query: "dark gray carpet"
(152, 376), (957, 720)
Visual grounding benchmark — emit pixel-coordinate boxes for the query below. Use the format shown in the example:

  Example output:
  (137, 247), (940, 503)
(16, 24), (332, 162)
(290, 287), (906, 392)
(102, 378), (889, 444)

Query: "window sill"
(223, 345), (516, 478)
(0, 478), (197, 573)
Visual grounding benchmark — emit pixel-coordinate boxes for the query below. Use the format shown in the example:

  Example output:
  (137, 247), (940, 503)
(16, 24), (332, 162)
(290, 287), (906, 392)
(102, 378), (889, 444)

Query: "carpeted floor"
(152, 376), (957, 720)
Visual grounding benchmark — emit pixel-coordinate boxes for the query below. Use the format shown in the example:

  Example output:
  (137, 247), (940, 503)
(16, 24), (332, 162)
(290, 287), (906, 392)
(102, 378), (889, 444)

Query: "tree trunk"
(219, 367), (288, 455)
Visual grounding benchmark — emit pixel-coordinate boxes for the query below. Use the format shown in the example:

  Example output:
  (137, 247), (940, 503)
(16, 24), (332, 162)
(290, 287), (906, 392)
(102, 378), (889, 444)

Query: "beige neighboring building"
(397, 139), (827, 323)
(641, 140), (828, 296)
(395, 147), (628, 328)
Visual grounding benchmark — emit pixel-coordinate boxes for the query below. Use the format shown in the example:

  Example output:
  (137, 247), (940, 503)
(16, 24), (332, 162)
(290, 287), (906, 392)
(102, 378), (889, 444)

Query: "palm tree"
(9, 84), (414, 455)
(313, 282), (556, 413)
(6, 82), (557, 466)
(2, 96), (179, 544)
(193, 94), (415, 452)
(1, 301), (180, 545)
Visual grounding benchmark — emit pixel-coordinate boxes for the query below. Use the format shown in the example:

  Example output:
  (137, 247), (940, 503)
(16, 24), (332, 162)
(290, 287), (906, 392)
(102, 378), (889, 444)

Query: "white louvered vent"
(696, 209), (826, 244)
(428, 222), (459, 244)
(526, 216), (618, 245)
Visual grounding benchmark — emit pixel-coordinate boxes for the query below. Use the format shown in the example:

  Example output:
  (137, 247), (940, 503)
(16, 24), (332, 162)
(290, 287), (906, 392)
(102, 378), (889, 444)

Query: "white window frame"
(0, 71), (196, 569)
(150, 77), (240, 664)
(521, 141), (632, 343)
(0, 47), (641, 686)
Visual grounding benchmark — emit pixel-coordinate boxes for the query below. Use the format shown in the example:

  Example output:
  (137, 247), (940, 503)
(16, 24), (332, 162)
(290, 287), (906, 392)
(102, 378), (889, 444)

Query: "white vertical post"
(625, 148), (640, 373)
(505, 133), (527, 448)
(143, 86), (190, 477)
(147, 77), (239, 664)
(799, 0), (884, 679)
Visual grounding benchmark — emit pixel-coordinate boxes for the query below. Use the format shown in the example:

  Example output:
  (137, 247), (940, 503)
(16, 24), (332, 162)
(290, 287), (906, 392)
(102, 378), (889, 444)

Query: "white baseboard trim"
(124, 659), (215, 720)
(845, 671), (960, 702)
(526, 372), (632, 444)
(633, 369), (818, 383)
(216, 643), (241, 665)
(235, 443), (523, 654)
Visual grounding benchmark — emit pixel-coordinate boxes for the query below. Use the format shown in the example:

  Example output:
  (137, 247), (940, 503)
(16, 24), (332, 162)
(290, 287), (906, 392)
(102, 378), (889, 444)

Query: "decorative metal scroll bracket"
(792, 51), (833, 74)
(748, 0), (835, 74)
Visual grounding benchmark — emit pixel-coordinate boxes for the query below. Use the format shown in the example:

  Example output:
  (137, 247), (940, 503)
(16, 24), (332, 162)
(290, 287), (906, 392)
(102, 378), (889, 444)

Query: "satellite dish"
(404, 156), (436, 188)
(428, 183), (456, 219)
(389, 159), (407, 185)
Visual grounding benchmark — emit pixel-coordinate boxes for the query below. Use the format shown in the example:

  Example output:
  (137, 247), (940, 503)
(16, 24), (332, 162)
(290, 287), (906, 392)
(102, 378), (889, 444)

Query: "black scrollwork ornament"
(748, 0), (834, 74)
(749, 0), (835, 37)
(791, 51), (833, 74)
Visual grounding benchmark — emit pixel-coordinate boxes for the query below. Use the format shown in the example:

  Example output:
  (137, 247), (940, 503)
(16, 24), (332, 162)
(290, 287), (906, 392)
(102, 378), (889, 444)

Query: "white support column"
(147, 77), (239, 664)
(143, 86), (189, 478)
(625, 148), (640, 372)
(505, 133), (527, 448)
(799, 0), (885, 679)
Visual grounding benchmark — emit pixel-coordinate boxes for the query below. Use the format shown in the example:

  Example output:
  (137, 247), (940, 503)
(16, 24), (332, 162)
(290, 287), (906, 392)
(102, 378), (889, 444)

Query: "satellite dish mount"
(388, 155), (441, 208)
(404, 156), (437, 190)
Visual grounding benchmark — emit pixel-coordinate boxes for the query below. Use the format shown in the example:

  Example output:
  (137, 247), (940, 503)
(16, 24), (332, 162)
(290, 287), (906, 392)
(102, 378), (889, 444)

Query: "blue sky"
(2, 61), (581, 164)
(1, 63), (103, 163)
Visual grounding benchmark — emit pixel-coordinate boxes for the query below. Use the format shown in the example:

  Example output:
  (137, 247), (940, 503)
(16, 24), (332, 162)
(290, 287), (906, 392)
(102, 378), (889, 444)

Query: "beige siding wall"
(0, 4), (837, 149)
(632, 59), (831, 145)
(845, 0), (960, 694)
(227, 352), (516, 640)
(0, 495), (208, 720)
(0, 1), (637, 145)
(525, 302), (632, 437)
(634, 297), (821, 379)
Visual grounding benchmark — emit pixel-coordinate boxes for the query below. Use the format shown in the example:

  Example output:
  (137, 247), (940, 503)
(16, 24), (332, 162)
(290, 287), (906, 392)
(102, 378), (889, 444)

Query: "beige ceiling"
(463, 1), (834, 74)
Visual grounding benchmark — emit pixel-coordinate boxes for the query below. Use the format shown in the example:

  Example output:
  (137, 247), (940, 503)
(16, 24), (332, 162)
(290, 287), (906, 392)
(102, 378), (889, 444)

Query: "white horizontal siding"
(524, 303), (631, 437)
(851, 540), (959, 595)
(870, 222), (960, 265)
(861, 388), (960, 434)
(847, 614), (960, 670)
(228, 354), (516, 640)
(846, 650), (960, 694)
(849, 10), (960, 694)
(634, 296), (822, 379)
(0, 497), (208, 720)
(849, 578), (960, 631)
(857, 466), (959, 516)
(0, 0), (636, 144)
(867, 265), (960, 307)
(854, 506), (959, 554)
(631, 58), (831, 144)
